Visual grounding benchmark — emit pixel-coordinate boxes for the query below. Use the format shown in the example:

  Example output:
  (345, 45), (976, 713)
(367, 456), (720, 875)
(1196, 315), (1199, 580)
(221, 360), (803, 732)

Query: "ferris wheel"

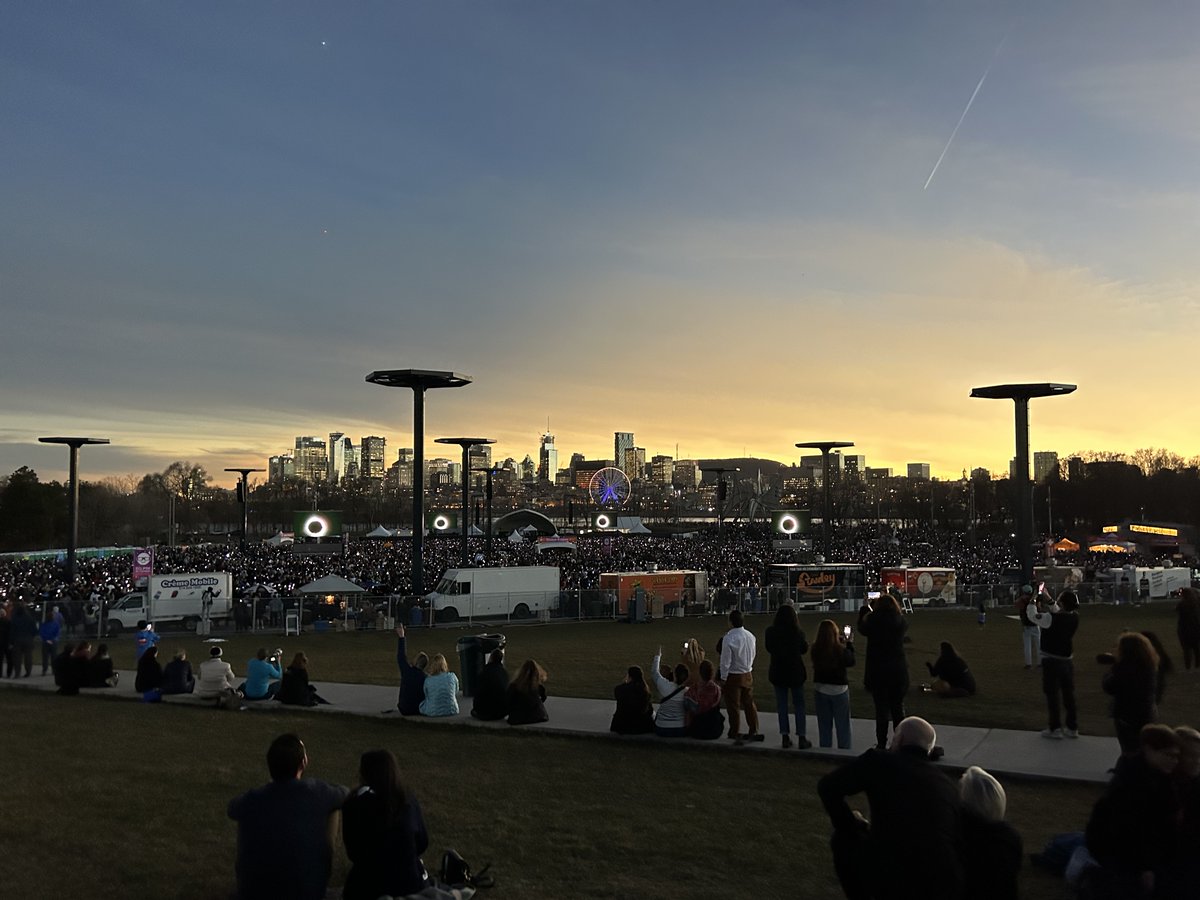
(589, 466), (632, 507)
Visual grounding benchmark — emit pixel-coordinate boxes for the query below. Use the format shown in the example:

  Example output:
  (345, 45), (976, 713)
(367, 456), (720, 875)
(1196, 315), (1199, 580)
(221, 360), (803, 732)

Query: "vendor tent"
(299, 574), (366, 594)
(364, 525), (394, 538)
(1052, 538), (1080, 552)
(265, 531), (294, 545)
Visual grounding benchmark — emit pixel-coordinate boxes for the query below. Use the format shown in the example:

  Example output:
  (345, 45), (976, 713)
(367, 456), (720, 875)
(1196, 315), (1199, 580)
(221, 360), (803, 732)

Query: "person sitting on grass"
(611, 665), (654, 735)
(958, 766), (1022, 900)
(228, 733), (349, 900)
(506, 659), (549, 726)
(279, 652), (330, 706)
(161, 649), (195, 695)
(1082, 723), (1182, 899)
(242, 647), (282, 701)
(134, 644), (163, 695)
(51, 642), (76, 689)
(342, 749), (431, 900)
(684, 659), (725, 740)
(925, 641), (976, 697)
(471, 649), (509, 721)
(87, 643), (118, 687)
(395, 625), (428, 717)
(419, 654), (459, 717)
(650, 646), (689, 738)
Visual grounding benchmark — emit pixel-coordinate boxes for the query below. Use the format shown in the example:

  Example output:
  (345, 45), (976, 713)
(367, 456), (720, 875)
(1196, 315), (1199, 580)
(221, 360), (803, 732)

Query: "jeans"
(41, 640), (56, 674)
(1042, 657), (1078, 730)
(773, 684), (807, 737)
(815, 689), (852, 749)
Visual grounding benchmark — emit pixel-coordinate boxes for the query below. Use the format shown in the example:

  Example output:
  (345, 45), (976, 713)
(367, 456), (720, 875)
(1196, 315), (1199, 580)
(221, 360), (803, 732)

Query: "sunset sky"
(3, 2), (1198, 488)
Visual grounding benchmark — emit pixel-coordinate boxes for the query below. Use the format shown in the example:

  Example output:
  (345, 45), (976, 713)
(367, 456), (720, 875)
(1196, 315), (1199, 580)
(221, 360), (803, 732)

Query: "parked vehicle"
(107, 572), (233, 633)
(426, 566), (560, 623)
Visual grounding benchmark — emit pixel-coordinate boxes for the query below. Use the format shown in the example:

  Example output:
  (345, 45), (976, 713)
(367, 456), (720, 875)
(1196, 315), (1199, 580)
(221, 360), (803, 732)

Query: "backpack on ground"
(438, 849), (494, 890)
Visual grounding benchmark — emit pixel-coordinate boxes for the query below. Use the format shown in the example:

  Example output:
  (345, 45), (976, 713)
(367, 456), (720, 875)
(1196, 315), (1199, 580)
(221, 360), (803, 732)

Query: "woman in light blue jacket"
(419, 654), (460, 717)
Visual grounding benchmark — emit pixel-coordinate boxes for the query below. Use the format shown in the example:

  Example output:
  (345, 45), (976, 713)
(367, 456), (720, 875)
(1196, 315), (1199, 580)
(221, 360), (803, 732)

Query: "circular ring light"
(303, 513), (332, 537)
(595, 513), (612, 529)
(433, 514), (451, 531)
(777, 513), (800, 535)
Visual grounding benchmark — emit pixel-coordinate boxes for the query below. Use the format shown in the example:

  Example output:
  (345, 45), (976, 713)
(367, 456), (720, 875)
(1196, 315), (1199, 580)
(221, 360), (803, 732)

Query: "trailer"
(598, 570), (709, 617)
(767, 563), (866, 610)
(880, 567), (957, 607)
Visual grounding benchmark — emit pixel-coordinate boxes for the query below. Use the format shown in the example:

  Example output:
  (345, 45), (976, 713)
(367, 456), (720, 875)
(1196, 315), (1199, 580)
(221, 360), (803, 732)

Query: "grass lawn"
(1, 690), (1096, 900)
(102, 602), (1200, 736)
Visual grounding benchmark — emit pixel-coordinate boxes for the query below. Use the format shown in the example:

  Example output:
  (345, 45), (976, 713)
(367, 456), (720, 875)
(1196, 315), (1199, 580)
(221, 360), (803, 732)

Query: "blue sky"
(3, 2), (1198, 486)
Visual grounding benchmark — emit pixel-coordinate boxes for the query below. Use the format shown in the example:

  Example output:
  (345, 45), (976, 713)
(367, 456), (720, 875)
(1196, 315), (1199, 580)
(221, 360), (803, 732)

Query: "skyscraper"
(360, 436), (387, 480)
(538, 433), (557, 483)
(328, 432), (352, 484)
(268, 453), (295, 483)
(293, 436), (327, 483)
(1033, 451), (1060, 482)
(614, 432), (634, 473)
(907, 463), (931, 480)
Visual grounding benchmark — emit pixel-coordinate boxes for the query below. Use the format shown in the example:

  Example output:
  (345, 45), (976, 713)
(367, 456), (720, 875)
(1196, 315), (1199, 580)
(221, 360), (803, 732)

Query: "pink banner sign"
(132, 547), (154, 587)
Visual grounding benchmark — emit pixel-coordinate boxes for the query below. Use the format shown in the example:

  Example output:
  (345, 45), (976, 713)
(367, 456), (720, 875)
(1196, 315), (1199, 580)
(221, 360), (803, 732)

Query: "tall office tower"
(864, 467), (893, 480)
(623, 446), (646, 478)
(360, 436), (387, 480)
(395, 448), (415, 490)
(1009, 458), (1023, 480)
(842, 455), (866, 478)
(268, 454), (295, 484)
(467, 444), (492, 477)
(907, 463), (931, 480)
(650, 455), (674, 486)
(327, 432), (349, 483)
(343, 443), (360, 482)
(673, 459), (701, 489)
(293, 436), (328, 483)
(538, 433), (558, 483)
(1033, 451), (1060, 482)
(520, 455), (536, 481)
(614, 432), (634, 473)
(427, 457), (452, 490)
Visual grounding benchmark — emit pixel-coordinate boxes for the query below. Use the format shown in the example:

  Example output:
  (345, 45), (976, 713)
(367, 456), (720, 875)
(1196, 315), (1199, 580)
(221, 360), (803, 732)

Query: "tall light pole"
(367, 370), (472, 595)
(224, 467), (264, 552)
(971, 383), (1076, 585)
(38, 436), (109, 584)
(795, 441), (853, 560)
(436, 437), (495, 568)
(472, 465), (497, 563)
(700, 466), (739, 537)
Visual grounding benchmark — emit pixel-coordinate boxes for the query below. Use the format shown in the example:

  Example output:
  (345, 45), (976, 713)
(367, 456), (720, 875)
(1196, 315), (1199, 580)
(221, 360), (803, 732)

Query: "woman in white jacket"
(651, 647), (689, 737)
(197, 646), (237, 701)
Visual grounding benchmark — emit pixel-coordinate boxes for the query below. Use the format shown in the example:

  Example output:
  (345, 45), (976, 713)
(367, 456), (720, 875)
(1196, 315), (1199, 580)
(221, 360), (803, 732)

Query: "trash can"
(409, 604), (424, 627)
(456, 633), (506, 698)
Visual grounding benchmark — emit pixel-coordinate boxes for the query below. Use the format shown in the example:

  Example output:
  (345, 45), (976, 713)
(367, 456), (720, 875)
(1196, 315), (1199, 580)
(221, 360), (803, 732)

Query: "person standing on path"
(765, 602), (811, 749)
(858, 592), (910, 750)
(39, 611), (61, 676)
(1176, 587), (1200, 671)
(718, 609), (763, 743)
(1031, 590), (1081, 739)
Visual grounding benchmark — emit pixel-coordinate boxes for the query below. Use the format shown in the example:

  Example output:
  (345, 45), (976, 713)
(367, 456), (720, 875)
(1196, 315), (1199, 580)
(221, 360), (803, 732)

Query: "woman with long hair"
(419, 654), (459, 717)
(765, 603), (810, 748)
(681, 638), (705, 685)
(1102, 632), (1160, 754)
(610, 664), (654, 734)
(1176, 588), (1200, 670)
(810, 618), (855, 749)
(507, 658), (548, 725)
(134, 644), (163, 694)
(926, 641), (976, 697)
(278, 651), (329, 706)
(857, 593), (909, 749)
(342, 749), (430, 900)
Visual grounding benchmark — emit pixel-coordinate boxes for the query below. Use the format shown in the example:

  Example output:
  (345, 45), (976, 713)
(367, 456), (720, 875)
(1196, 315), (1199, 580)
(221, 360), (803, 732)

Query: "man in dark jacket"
(394, 626), (427, 716)
(1031, 590), (1080, 739)
(471, 649), (509, 721)
(818, 716), (963, 900)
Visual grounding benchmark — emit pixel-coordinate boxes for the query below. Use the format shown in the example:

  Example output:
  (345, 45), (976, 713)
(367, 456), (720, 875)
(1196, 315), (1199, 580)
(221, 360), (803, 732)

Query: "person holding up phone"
(811, 619), (856, 749)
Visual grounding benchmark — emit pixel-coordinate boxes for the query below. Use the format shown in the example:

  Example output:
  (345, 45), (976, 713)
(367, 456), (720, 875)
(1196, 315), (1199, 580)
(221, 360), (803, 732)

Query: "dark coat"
(610, 681), (654, 734)
(471, 660), (509, 721)
(1086, 753), (1179, 877)
(279, 666), (317, 706)
(506, 683), (548, 725)
(396, 635), (426, 716)
(765, 622), (809, 688)
(342, 789), (429, 900)
(1102, 661), (1157, 731)
(134, 653), (162, 693)
(161, 658), (195, 694)
(858, 606), (909, 694)
(960, 811), (1022, 900)
(818, 745), (963, 900)
(928, 652), (976, 695)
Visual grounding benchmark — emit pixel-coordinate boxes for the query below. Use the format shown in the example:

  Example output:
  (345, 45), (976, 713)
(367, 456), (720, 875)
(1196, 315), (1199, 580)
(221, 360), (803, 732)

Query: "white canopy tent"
(364, 525), (394, 538)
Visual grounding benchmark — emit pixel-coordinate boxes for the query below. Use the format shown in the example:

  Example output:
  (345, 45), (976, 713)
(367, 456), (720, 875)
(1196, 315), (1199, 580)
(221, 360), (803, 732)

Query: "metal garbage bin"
(456, 633), (506, 697)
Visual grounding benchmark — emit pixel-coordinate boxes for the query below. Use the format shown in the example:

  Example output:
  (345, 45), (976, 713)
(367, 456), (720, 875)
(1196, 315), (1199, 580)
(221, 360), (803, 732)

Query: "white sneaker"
(1063, 728), (1079, 739)
(1041, 727), (1063, 739)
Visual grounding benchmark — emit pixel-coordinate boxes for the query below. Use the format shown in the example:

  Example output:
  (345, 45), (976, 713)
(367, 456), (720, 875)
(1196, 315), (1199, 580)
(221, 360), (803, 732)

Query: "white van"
(427, 566), (560, 623)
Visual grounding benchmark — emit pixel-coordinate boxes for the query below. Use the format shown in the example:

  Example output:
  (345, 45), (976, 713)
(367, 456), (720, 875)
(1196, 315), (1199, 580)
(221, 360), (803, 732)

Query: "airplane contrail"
(924, 36), (1008, 191)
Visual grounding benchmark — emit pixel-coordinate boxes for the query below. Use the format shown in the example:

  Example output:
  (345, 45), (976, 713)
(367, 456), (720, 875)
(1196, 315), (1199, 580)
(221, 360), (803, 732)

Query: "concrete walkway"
(1, 671), (1120, 784)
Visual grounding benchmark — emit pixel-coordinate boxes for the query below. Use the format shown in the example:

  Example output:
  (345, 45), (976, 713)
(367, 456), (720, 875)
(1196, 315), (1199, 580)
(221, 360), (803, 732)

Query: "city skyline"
(4, 4), (1198, 487)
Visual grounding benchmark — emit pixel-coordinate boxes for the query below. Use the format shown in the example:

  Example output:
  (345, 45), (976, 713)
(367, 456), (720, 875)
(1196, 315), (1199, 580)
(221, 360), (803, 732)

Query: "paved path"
(1, 671), (1119, 784)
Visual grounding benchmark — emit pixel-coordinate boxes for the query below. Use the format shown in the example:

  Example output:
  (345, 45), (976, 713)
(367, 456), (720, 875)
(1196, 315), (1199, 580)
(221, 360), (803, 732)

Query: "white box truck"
(107, 572), (234, 633)
(426, 566), (560, 623)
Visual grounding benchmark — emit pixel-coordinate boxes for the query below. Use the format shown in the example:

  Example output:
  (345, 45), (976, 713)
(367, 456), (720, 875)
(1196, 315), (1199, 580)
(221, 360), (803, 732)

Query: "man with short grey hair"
(818, 716), (962, 900)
